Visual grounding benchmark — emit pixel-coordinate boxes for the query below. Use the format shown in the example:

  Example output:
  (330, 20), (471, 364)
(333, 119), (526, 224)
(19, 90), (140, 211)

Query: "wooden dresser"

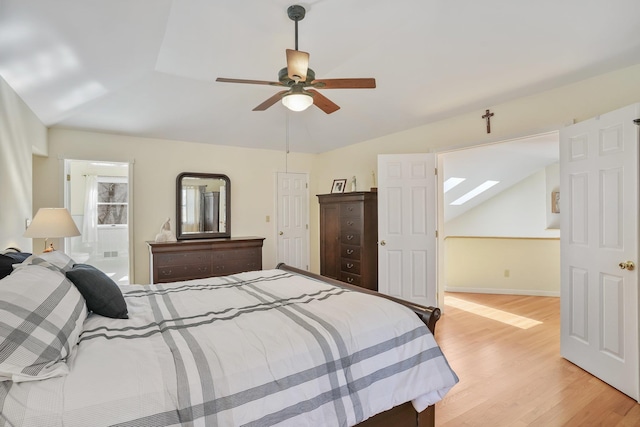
(147, 237), (265, 284)
(318, 192), (378, 291)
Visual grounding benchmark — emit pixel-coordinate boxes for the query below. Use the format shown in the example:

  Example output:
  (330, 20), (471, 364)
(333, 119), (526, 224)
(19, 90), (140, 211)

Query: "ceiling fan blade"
(312, 78), (376, 89)
(253, 90), (288, 111)
(308, 89), (340, 114)
(216, 77), (284, 87)
(286, 49), (309, 82)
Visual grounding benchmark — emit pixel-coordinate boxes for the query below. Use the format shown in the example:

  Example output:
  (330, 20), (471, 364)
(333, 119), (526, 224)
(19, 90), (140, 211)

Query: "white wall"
(0, 76), (46, 252)
(34, 129), (316, 284)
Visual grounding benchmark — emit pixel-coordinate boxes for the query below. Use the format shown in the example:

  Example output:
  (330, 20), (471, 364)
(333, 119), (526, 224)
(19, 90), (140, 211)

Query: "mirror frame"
(176, 172), (231, 240)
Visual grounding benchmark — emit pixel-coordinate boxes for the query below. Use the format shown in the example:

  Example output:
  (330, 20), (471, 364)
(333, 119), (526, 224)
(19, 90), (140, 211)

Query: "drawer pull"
(347, 221), (354, 226)
(346, 249), (354, 255)
(346, 277), (354, 283)
(161, 269), (172, 276)
(346, 263), (354, 269)
(347, 235), (354, 240)
(348, 207), (354, 211)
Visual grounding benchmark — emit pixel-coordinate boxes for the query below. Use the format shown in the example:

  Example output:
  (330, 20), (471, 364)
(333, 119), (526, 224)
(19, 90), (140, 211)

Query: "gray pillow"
(65, 264), (128, 319)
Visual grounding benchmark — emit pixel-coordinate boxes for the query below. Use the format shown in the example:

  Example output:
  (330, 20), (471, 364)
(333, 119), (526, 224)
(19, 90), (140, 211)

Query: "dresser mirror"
(176, 172), (230, 240)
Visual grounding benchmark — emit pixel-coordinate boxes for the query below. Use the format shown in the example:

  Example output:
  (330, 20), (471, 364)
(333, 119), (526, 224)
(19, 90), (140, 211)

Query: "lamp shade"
(24, 208), (81, 238)
(281, 92), (313, 112)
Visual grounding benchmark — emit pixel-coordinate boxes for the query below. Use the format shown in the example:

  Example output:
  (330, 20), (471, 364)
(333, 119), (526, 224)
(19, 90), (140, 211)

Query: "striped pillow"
(0, 264), (87, 382)
(20, 251), (76, 273)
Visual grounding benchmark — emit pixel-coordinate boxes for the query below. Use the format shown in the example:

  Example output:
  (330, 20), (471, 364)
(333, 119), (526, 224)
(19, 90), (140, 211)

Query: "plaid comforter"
(0, 269), (457, 427)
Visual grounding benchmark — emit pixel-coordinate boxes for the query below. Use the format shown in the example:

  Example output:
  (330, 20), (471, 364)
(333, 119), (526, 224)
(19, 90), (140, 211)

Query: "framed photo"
(331, 179), (347, 194)
(551, 191), (560, 213)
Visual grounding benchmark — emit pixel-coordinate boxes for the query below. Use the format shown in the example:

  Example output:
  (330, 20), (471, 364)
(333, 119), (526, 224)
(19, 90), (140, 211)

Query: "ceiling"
(1, 1), (640, 154)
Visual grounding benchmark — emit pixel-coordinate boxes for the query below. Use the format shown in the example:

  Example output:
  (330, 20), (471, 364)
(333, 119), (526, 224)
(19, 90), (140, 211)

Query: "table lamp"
(24, 208), (81, 252)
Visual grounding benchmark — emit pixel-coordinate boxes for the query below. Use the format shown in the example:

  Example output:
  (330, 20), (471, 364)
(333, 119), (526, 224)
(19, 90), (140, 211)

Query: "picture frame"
(331, 179), (347, 194)
(551, 191), (560, 214)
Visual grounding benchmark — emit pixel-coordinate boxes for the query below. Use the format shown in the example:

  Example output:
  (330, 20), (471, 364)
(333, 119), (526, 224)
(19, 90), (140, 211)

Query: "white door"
(378, 154), (437, 306)
(276, 172), (309, 270)
(560, 103), (639, 400)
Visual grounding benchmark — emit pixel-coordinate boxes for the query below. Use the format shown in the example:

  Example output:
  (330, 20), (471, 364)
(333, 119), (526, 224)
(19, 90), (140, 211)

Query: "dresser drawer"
(341, 232), (361, 245)
(157, 264), (212, 282)
(341, 244), (361, 260)
(341, 216), (362, 232)
(341, 259), (361, 275)
(212, 247), (261, 261)
(341, 203), (361, 217)
(155, 251), (211, 267)
(213, 257), (261, 275)
(339, 272), (361, 286)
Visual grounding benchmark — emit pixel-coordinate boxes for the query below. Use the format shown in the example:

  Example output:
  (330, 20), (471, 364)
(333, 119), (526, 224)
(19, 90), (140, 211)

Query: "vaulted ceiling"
(1, 0), (639, 153)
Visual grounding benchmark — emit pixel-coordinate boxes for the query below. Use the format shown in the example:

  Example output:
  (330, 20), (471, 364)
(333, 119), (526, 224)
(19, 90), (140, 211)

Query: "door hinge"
(435, 168), (438, 175)
(306, 224), (308, 230)
(66, 174), (71, 181)
(435, 230), (438, 238)
(306, 182), (308, 188)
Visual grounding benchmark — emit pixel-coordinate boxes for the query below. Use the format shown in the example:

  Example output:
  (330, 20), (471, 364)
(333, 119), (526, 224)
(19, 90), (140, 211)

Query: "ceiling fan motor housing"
(279, 67), (315, 85)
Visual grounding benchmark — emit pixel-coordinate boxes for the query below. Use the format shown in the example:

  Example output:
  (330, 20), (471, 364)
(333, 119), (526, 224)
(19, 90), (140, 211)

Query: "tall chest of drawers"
(147, 237), (265, 284)
(318, 192), (378, 291)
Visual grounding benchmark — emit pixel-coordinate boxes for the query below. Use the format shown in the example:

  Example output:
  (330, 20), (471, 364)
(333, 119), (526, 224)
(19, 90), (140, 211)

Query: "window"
(97, 177), (128, 225)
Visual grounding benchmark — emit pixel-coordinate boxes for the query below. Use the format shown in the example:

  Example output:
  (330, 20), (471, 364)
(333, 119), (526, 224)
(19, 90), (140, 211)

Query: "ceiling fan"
(216, 4), (376, 114)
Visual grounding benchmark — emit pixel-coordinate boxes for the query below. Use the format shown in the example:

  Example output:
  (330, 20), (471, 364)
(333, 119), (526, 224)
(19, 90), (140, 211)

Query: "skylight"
(443, 177), (465, 193)
(450, 180), (499, 205)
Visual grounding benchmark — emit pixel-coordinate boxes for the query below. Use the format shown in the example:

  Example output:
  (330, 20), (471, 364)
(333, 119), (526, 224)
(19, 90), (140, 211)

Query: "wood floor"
(433, 292), (640, 426)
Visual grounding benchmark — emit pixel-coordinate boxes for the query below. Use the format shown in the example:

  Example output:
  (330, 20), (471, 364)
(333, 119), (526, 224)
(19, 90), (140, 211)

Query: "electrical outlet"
(25, 218), (31, 229)
(266, 215), (270, 222)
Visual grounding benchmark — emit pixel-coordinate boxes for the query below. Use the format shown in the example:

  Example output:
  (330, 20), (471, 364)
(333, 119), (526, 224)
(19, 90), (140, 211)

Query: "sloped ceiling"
(442, 133), (559, 222)
(1, 0), (639, 153)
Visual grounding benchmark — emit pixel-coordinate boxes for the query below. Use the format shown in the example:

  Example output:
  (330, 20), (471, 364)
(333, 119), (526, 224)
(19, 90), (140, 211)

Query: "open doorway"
(438, 132), (560, 298)
(63, 159), (131, 284)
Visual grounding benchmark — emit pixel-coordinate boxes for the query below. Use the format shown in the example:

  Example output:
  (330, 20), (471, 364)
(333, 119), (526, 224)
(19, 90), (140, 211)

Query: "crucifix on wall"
(482, 109), (494, 133)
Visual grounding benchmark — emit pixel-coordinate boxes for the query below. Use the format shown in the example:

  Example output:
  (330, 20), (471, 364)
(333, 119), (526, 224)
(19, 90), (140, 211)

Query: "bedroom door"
(377, 154), (437, 306)
(560, 103), (640, 401)
(276, 172), (309, 270)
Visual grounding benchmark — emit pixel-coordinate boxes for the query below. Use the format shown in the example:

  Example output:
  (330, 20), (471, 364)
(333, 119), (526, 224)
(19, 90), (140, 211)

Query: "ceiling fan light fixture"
(282, 91), (313, 112)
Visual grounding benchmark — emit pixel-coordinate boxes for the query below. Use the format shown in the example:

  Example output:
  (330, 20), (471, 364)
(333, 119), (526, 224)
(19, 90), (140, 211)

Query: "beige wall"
(310, 63), (640, 272)
(34, 129), (315, 284)
(0, 76), (46, 251)
(445, 237), (560, 296)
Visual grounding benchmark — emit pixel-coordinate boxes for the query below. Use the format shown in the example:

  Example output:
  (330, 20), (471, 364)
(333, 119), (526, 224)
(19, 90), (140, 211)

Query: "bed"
(0, 251), (458, 427)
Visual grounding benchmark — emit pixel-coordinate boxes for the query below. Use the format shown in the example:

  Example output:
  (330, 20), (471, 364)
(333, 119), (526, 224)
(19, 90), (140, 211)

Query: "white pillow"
(0, 264), (87, 382)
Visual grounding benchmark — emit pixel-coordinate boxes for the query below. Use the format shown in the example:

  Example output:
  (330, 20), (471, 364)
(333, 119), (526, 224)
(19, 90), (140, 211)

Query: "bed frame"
(276, 263), (440, 427)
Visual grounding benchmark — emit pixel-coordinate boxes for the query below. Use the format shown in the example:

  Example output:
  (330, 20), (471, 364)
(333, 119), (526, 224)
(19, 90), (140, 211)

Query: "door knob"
(619, 261), (635, 271)
(279, 231), (284, 235)
(379, 240), (386, 246)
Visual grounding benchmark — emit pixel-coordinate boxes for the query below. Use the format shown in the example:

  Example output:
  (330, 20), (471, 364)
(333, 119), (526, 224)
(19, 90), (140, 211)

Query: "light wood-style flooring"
(434, 292), (640, 426)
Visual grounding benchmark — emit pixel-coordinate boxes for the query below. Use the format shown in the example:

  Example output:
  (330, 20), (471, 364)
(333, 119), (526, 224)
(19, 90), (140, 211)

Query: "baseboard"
(444, 287), (560, 297)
